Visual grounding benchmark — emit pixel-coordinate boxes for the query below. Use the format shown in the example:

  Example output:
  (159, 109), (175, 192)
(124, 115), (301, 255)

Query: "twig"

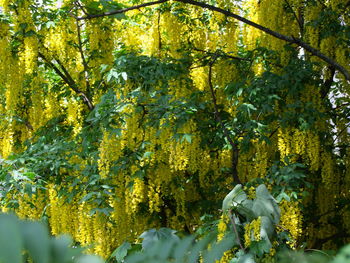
(75, 0), (89, 16)
(157, 10), (162, 53)
(333, 123), (350, 144)
(269, 127), (279, 138)
(304, 249), (333, 259)
(208, 53), (242, 185)
(321, 66), (335, 99)
(193, 47), (251, 62)
(333, 102), (350, 110)
(228, 210), (245, 251)
(77, 0), (168, 20)
(283, 0), (303, 35)
(75, 16), (91, 100)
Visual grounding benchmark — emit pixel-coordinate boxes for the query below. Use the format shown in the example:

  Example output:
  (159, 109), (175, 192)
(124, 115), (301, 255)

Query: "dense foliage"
(0, 0), (349, 261)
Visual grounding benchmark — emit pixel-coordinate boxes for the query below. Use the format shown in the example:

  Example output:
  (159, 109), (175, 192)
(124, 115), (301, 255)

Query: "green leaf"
(332, 244), (350, 263)
(76, 255), (104, 263)
(20, 220), (50, 263)
(188, 234), (215, 263)
(46, 21), (55, 28)
(249, 240), (271, 258)
(259, 216), (274, 242)
(181, 134), (192, 143)
(237, 253), (256, 263)
(222, 184), (246, 212)
(140, 228), (180, 250)
(143, 152), (154, 159)
(252, 185), (280, 224)
(51, 235), (73, 263)
(202, 237), (235, 263)
(0, 214), (23, 263)
(23, 171), (36, 180)
(173, 236), (195, 261)
(238, 200), (256, 221)
(111, 241), (132, 262)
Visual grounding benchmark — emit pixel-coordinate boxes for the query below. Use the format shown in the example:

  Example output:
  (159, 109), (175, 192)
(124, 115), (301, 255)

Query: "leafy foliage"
(0, 213), (103, 263)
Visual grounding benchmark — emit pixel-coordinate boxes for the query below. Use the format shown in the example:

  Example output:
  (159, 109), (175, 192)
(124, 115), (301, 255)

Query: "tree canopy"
(0, 0), (349, 261)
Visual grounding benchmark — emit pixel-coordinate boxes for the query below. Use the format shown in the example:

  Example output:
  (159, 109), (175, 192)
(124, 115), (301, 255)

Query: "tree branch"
(76, 0), (350, 81)
(193, 47), (251, 62)
(75, 0), (89, 16)
(208, 53), (242, 185)
(228, 210), (245, 251)
(176, 0), (350, 82)
(321, 66), (335, 99)
(283, 0), (303, 35)
(77, 0), (168, 20)
(75, 17), (92, 100)
(38, 52), (94, 110)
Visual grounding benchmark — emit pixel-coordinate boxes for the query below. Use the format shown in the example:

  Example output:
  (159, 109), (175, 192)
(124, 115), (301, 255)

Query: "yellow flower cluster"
(244, 217), (261, 247)
(126, 177), (146, 214)
(277, 128), (320, 170)
(22, 36), (38, 74)
(190, 66), (208, 92)
(98, 130), (122, 179)
(16, 191), (46, 220)
(66, 97), (83, 136)
(147, 182), (162, 213)
(279, 200), (302, 248)
(304, 3), (322, 50)
(29, 75), (45, 132)
(161, 11), (186, 58)
(43, 87), (62, 120)
(87, 19), (115, 67)
(238, 141), (269, 182)
(217, 214), (229, 241)
(216, 250), (235, 263)
(46, 185), (118, 258)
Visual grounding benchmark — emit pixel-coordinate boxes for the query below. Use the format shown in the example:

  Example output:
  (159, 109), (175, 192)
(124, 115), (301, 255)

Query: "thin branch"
(75, 0), (89, 16)
(333, 123), (350, 144)
(228, 210), (245, 251)
(304, 249), (333, 259)
(193, 47), (251, 62)
(38, 52), (74, 86)
(75, 17), (92, 100)
(269, 127), (279, 138)
(38, 52), (94, 110)
(157, 10), (162, 52)
(283, 0), (303, 34)
(333, 102), (350, 110)
(321, 66), (335, 99)
(53, 57), (94, 110)
(77, 0), (168, 20)
(208, 53), (242, 185)
(316, 202), (349, 219)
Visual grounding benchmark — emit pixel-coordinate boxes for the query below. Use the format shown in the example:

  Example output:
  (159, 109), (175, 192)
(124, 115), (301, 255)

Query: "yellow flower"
(244, 217), (261, 247)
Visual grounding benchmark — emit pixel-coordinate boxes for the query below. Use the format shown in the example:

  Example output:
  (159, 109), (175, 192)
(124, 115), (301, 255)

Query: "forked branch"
(38, 52), (94, 110)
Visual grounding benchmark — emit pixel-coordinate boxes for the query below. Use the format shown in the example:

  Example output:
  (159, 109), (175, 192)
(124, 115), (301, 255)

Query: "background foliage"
(0, 0), (349, 261)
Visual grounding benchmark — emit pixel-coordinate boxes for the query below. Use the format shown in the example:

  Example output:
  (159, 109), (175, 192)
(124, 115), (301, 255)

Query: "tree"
(0, 0), (349, 260)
